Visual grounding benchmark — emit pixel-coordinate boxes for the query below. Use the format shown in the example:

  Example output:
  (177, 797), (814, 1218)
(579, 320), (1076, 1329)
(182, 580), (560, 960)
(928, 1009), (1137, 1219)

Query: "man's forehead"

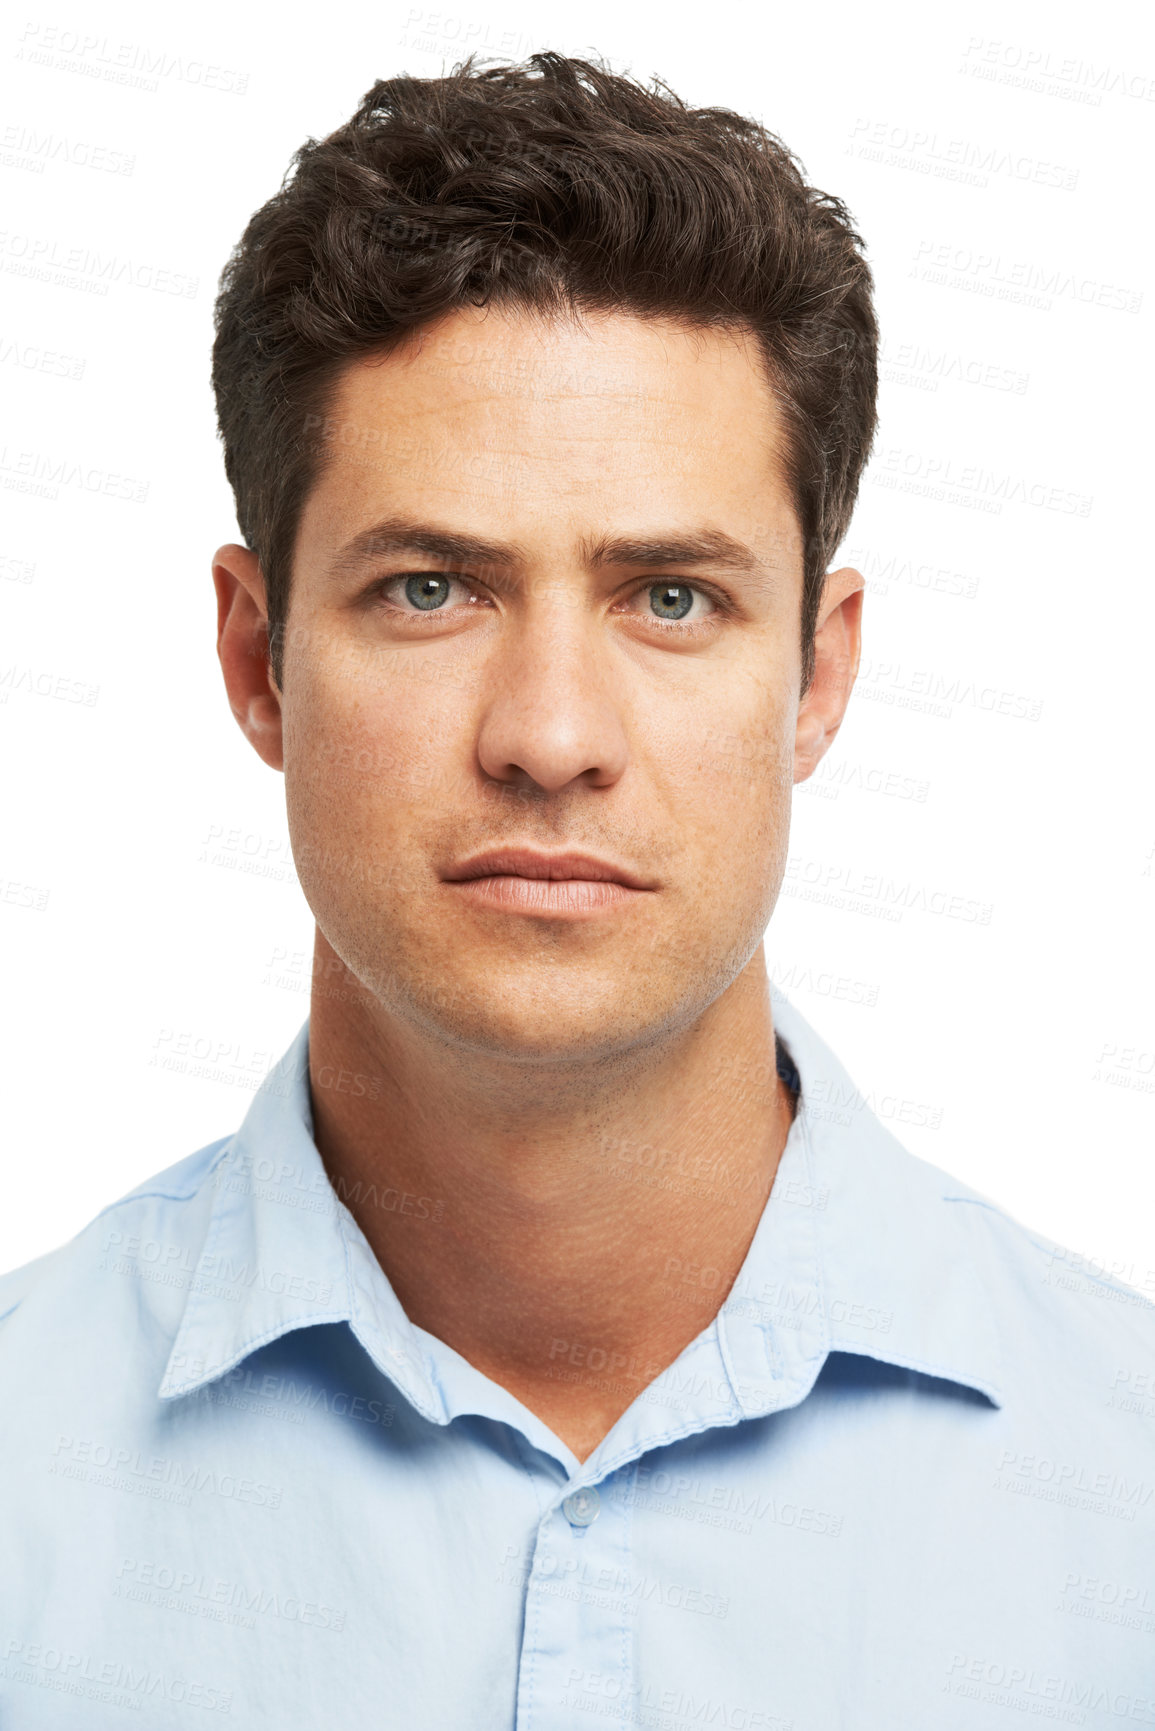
(332, 303), (782, 412)
(295, 307), (801, 572)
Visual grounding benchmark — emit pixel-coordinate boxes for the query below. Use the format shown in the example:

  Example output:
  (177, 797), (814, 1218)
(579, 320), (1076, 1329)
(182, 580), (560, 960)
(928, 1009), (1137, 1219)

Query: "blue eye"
(649, 584), (694, 621)
(405, 574), (452, 610)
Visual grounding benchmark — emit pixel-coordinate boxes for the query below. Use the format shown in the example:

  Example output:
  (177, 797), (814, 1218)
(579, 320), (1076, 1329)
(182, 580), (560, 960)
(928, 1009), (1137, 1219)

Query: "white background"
(1, 0), (1151, 1283)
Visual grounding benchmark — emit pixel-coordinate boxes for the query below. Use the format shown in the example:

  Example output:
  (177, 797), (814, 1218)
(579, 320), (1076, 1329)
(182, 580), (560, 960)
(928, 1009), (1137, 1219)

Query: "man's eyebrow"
(580, 529), (763, 573)
(328, 518), (528, 578)
(328, 519), (769, 581)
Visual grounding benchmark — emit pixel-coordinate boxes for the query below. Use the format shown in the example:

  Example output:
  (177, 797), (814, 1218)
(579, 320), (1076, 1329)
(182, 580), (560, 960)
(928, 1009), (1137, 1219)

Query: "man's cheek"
(695, 723), (785, 783)
(298, 676), (461, 801)
(322, 741), (447, 799)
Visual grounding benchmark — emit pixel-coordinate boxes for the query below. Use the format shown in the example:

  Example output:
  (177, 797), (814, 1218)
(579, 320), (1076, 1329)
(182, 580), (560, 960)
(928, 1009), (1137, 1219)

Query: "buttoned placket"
(491, 1112), (829, 1729)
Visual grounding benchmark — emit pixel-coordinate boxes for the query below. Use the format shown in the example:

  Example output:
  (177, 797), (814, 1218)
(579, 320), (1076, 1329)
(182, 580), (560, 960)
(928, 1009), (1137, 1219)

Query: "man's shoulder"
(781, 990), (1155, 1354)
(0, 1136), (233, 1330)
(892, 1132), (1155, 1362)
(805, 1083), (1153, 1422)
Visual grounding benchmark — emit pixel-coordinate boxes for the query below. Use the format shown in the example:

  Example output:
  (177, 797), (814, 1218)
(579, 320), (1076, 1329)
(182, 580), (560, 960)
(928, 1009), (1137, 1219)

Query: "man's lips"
(444, 848), (655, 889)
(442, 848), (658, 915)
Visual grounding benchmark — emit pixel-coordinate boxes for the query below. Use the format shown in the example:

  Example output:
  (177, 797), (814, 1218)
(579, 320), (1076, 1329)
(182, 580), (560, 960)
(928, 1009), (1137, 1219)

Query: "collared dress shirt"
(1, 989), (1153, 1728)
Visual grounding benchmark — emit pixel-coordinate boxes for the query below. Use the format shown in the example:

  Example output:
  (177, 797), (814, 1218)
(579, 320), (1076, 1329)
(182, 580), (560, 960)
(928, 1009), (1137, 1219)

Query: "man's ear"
(212, 543), (284, 772)
(793, 566), (864, 783)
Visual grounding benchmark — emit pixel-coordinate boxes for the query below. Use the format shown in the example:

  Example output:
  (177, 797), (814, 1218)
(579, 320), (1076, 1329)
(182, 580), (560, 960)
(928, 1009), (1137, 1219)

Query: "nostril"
(475, 688), (629, 795)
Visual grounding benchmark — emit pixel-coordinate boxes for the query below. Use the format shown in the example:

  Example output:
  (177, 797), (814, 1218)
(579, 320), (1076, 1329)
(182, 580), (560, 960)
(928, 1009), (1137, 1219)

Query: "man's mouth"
(442, 848), (658, 917)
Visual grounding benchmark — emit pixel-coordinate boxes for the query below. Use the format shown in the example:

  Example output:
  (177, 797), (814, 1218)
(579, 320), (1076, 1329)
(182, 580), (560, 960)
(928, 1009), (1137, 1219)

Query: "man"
(1, 52), (1151, 1729)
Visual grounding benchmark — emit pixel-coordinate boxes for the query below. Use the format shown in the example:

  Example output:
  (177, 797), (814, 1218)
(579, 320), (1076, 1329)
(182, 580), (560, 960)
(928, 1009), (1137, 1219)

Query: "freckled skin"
(213, 305), (863, 1461)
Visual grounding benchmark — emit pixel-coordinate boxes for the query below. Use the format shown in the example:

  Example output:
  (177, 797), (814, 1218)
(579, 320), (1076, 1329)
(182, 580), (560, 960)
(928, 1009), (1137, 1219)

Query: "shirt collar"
(767, 986), (1006, 1409)
(157, 1024), (434, 1419)
(156, 1029), (579, 1456)
(159, 994), (1005, 1421)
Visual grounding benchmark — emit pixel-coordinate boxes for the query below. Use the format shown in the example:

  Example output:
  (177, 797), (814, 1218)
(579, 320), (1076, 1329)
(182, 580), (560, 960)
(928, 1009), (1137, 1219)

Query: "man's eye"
(644, 583), (712, 623)
(384, 573), (470, 612)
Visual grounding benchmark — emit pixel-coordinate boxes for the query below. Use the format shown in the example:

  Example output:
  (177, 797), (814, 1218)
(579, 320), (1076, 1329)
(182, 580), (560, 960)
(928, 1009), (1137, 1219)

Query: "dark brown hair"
(212, 52), (878, 691)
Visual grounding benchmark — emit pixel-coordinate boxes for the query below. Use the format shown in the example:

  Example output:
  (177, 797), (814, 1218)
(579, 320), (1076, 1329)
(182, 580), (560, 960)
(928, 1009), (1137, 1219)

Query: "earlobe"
(793, 710), (827, 781)
(212, 543), (285, 772)
(792, 567), (864, 784)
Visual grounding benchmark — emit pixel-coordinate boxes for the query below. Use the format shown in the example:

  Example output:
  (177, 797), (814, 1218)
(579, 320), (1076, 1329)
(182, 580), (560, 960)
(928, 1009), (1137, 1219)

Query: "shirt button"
(561, 1486), (601, 1527)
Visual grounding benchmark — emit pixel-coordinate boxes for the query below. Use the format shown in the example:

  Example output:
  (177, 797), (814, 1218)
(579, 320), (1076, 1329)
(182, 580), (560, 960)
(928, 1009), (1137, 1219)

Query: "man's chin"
(395, 970), (701, 1072)
(308, 921), (734, 1068)
(417, 999), (667, 1069)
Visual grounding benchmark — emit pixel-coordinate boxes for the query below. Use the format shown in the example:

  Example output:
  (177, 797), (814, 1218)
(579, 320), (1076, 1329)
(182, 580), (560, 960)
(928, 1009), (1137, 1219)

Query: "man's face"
(229, 306), (859, 1063)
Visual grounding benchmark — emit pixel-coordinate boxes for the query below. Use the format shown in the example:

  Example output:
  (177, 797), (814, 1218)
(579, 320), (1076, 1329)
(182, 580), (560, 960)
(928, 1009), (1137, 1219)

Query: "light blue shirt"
(2, 989), (1153, 1728)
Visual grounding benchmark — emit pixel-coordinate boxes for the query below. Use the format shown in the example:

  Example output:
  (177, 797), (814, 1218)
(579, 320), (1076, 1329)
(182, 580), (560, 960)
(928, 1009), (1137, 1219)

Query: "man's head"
(213, 53), (877, 697)
(212, 55), (876, 1069)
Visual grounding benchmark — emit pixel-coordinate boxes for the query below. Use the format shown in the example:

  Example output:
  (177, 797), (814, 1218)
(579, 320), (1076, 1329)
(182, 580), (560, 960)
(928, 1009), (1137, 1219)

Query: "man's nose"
(475, 611), (629, 793)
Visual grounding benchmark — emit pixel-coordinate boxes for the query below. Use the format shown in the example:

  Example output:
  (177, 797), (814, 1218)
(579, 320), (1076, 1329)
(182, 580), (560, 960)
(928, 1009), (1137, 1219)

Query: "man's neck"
(307, 940), (796, 1463)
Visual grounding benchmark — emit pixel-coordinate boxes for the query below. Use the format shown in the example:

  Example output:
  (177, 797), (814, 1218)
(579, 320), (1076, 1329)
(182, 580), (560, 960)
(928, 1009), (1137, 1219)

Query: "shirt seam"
(945, 1194), (1155, 1311)
(87, 1137), (236, 1226)
(159, 1139), (245, 1394)
(620, 1456), (637, 1723)
(337, 1200), (448, 1425)
(591, 1402), (749, 1484)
